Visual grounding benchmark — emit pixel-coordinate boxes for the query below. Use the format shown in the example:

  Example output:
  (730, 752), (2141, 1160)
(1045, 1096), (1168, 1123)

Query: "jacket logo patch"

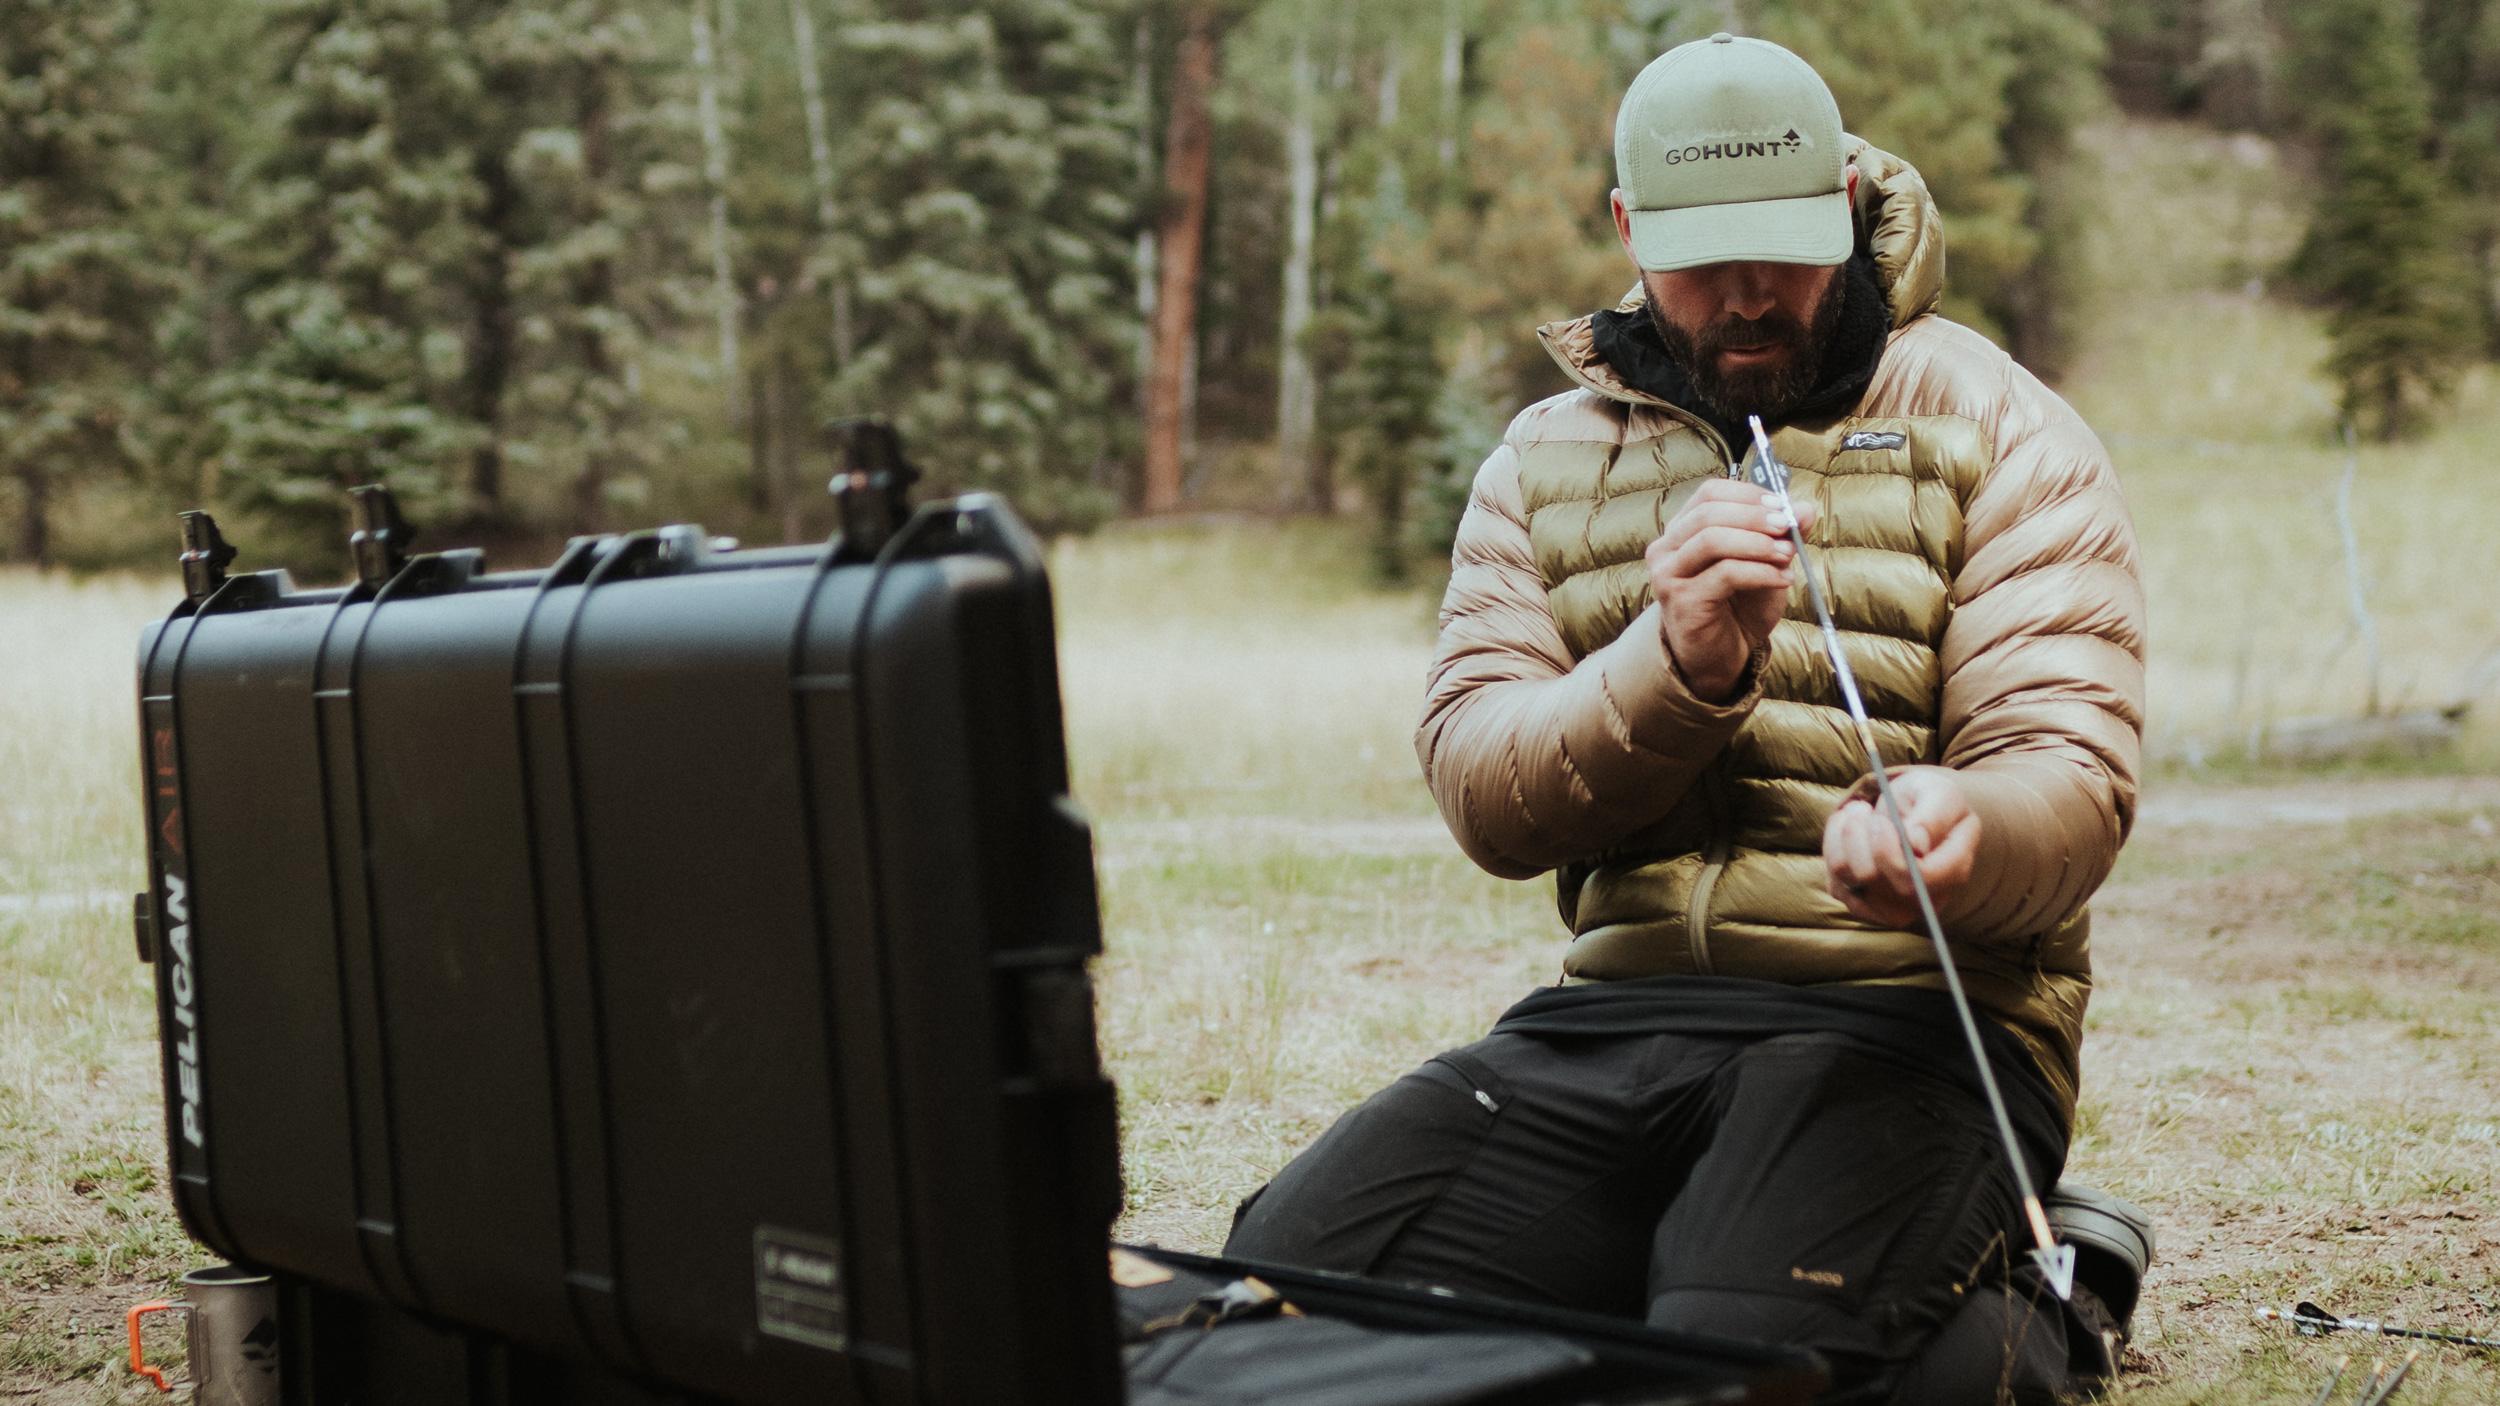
(1790, 1266), (1846, 1289)
(1841, 431), (1906, 451)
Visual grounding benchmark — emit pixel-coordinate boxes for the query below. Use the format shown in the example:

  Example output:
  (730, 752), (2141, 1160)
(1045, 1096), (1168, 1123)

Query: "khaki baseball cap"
(1614, 33), (1850, 272)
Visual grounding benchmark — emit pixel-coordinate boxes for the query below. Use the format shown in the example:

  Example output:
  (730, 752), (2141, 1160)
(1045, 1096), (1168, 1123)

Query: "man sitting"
(1226, 32), (2146, 1404)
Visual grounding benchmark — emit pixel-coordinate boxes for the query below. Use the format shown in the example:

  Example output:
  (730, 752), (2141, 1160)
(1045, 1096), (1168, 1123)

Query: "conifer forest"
(2, 0), (2496, 575)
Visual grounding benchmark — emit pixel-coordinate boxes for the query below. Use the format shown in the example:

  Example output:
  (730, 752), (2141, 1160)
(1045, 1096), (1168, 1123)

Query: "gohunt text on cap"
(1614, 33), (1849, 272)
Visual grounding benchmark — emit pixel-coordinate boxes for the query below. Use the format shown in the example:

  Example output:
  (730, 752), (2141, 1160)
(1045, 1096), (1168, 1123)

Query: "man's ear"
(1609, 188), (1636, 258)
(1843, 163), (1863, 243)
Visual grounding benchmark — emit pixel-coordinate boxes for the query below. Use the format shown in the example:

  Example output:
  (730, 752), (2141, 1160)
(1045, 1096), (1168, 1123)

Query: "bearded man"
(1225, 33), (2150, 1405)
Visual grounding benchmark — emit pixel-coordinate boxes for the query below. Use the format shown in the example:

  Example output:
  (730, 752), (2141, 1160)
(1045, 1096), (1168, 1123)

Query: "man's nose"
(1719, 264), (1778, 321)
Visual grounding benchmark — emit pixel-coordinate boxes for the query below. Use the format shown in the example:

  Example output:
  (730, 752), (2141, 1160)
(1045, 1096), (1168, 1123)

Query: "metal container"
(128, 1264), (279, 1406)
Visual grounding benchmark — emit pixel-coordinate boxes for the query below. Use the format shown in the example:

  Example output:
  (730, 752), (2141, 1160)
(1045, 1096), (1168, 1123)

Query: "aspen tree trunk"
(1379, 40), (1401, 123)
(571, 76), (621, 534)
(788, 0), (854, 363)
(693, 0), (741, 419)
(1143, 6), (1217, 515)
(749, 360), (774, 512)
(1375, 39), (1406, 225)
(1277, 27), (1320, 511)
(464, 157), (518, 514)
(1438, 0), (1463, 171)
(1134, 12), (1158, 406)
(776, 348), (804, 543)
(13, 464), (49, 567)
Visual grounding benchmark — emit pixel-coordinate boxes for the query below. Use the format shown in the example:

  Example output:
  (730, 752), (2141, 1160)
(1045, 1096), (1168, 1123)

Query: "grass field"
(6, 117), (2500, 1400)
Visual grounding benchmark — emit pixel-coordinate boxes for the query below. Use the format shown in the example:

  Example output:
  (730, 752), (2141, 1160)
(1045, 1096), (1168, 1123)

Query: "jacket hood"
(1536, 138), (1947, 408)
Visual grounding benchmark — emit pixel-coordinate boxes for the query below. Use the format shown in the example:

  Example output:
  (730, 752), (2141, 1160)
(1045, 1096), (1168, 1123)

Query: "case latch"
(825, 418), (919, 560)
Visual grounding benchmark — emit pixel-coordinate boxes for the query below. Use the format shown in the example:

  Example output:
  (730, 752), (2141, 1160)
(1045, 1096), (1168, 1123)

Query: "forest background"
(6, 0), (2497, 580)
(11, 0), (2500, 1402)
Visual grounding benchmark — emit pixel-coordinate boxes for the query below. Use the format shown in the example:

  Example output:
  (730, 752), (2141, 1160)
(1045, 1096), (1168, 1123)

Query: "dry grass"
(0, 571), (192, 1400)
(6, 115), (2500, 1402)
(2067, 121), (2500, 767)
(1059, 525), (2500, 1404)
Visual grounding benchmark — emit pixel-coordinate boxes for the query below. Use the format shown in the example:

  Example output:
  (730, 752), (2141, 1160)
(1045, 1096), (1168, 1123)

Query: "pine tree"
(210, 0), (489, 552)
(1752, 0), (2102, 373)
(2419, 0), (2500, 357)
(1311, 268), (1444, 581)
(142, 2), (274, 520)
(2293, 0), (2480, 439)
(493, 0), (685, 531)
(0, 0), (161, 565)
(823, 3), (1137, 529)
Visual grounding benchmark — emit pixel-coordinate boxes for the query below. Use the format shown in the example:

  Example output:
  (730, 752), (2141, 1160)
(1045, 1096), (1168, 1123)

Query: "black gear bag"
(133, 473), (1824, 1405)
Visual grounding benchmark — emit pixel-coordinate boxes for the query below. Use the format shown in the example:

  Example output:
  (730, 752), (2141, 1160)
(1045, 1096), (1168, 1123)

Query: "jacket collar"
(1535, 138), (1947, 412)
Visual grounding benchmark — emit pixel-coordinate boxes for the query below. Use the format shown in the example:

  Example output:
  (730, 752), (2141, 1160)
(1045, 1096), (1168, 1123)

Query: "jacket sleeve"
(1416, 425), (1762, 879)
(1928, 359), (2146, 942)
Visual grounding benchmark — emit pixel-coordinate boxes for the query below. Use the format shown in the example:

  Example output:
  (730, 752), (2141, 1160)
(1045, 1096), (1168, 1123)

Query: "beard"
(1647, 267), (1848, 425)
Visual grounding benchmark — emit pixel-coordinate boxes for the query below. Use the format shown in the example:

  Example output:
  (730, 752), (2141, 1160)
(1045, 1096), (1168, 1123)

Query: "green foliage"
(1752, 0), (2105, 372)
(1374, 16), (1631, 411)
(209, 0), (492, 549)
(0, 0), (162, 564)
(201, 0), (696, 560)
(1310, 270), (1447, 581)
(2418, 0), (2500, 355)
(493, 0), (690, 529)
(2289, 0), (2481, 439)
(818, 2), (1137, 531)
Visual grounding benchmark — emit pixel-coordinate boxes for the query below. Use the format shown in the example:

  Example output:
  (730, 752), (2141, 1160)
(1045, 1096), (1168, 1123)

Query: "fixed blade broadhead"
(2031, 1242), (2077, 1302)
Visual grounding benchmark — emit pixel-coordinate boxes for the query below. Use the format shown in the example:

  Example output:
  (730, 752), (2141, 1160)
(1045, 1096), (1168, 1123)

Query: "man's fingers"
(1917, 812), (1981, 887)
(1893, 770), (1971, 838)
(1824, 767), (1979, 926)
(1839, 802), (1880, 889)
(1666, 527), (1793, 581)
(1867, 810), (1917, 894)
(1685, 559), (1793, 601)
(1651, 499), (1806, 556)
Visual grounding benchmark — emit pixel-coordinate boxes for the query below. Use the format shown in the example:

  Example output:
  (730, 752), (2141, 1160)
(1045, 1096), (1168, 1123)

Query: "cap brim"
(1625, 189), (1852, 272)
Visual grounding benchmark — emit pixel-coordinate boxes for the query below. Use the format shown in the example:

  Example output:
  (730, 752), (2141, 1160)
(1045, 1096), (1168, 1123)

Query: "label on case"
(146, 707), (209, 1172)
(755, 1226), (849, 1352)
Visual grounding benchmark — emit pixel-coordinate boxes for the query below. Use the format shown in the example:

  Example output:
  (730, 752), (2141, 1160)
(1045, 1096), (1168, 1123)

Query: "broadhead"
(2031, 1242), (2077, 1301)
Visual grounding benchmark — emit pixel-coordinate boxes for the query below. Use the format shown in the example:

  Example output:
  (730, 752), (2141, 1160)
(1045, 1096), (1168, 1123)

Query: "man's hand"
(1646, 480), (1818, 702)
(1822, 767), (1980, 928)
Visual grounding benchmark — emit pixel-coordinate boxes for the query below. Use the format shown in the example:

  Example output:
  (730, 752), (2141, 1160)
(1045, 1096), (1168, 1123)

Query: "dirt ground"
(6, 774), (2499, 1403)
(2074, 777), (2500, 1403)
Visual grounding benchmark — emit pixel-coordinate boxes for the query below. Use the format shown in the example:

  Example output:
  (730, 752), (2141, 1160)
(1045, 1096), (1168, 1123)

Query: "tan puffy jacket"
(1416, 142), (2145, 1122)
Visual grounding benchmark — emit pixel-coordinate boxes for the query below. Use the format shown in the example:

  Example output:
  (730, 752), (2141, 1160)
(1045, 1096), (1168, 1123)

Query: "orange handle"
(127, 1300), (183, 1391)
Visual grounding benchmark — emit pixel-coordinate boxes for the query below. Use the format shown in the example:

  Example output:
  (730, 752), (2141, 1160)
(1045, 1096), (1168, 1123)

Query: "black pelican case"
(133, 483), (1826, 1405)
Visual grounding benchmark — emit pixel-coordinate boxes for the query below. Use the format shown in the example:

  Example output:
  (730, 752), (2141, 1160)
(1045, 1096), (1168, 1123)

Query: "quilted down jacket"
(1415, 141), (2145, 1122)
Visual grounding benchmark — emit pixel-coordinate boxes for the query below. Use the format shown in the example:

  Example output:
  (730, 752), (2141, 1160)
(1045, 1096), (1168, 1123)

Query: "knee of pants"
(1221, 1064), (1501, 1274)
(1647, 1285), (1882, 1363)
(1880, 1283), (2081, 1406)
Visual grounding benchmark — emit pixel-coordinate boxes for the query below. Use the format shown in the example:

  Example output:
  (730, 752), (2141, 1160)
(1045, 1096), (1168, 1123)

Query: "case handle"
(127, 1300), (185, 1391)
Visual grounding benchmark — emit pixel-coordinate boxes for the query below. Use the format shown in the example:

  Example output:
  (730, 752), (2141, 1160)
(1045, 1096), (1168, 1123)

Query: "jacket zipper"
(1685, 764), (1734, 975)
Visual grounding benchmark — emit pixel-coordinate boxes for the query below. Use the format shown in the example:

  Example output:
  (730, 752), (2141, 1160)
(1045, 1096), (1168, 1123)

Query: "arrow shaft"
(2268, 1311), (2500, 1352)
(1744, 420), (2056, 1267)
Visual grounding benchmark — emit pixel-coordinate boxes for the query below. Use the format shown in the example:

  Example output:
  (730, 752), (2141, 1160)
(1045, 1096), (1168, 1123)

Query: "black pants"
(1224, 1026), (2083, 1403)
